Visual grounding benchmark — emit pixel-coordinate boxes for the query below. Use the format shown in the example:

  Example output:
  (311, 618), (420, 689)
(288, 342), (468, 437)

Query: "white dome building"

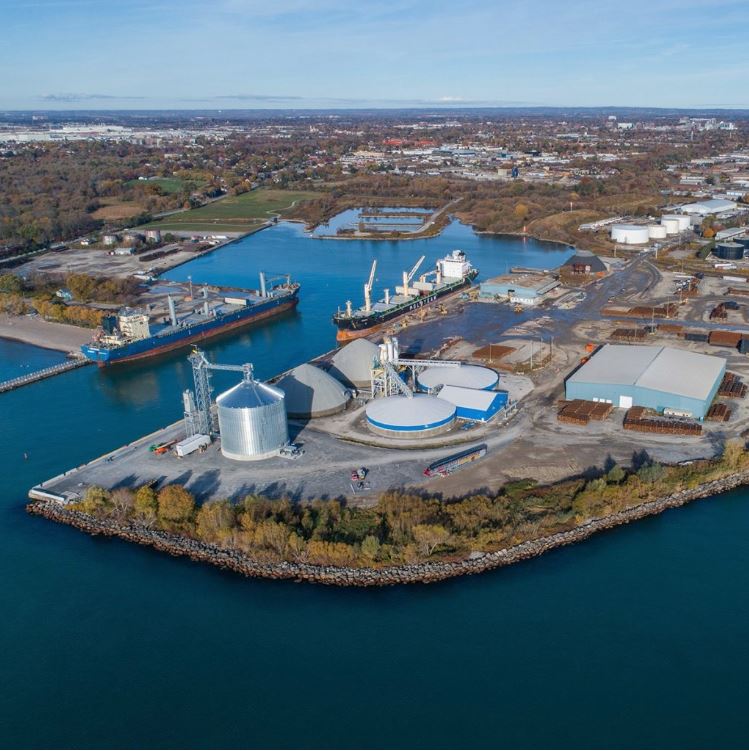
(276, 363), (350, 418)
(328, 338), (379, 388)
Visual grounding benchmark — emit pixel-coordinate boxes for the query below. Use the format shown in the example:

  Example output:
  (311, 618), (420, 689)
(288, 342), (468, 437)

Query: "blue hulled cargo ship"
(81, 273), (299, 366)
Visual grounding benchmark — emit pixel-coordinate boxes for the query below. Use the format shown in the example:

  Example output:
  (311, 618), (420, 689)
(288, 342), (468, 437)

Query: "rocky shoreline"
(26, 470), (749, 586)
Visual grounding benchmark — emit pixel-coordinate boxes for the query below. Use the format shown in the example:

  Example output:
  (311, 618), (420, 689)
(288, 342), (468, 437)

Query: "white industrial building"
(565, 344), (726, 419)
(680, 199), (737, 216)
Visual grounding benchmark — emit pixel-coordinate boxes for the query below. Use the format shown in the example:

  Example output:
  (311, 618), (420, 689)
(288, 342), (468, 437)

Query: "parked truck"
(423, 444), (487, 478)
(175, 433), (211, 458)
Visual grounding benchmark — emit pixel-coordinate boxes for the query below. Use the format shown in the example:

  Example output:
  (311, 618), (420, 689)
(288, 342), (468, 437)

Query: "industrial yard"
(30, 231), (749, 507)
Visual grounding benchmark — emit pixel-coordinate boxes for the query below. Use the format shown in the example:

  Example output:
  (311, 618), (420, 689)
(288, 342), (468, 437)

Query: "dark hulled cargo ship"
(333, 250), (478, 341)
(81, 273), (299, 366)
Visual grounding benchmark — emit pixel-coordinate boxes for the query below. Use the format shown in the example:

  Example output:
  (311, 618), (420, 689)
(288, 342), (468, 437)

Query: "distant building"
(680, 198), (737, 216)
(479, 273), (559, 306)
(55, 288), (73, 301)
(560, 250), (607, 277)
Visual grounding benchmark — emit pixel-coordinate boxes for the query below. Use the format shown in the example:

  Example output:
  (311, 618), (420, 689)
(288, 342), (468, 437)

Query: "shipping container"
(175, 433), (211, 457)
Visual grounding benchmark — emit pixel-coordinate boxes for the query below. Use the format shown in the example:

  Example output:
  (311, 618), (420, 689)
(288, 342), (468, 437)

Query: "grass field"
(144, 188), (319, 233)
(91, 198), (146, 221)
(125, 177), (192, 194)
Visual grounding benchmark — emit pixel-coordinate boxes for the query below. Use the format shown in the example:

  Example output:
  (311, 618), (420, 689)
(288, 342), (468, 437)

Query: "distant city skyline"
(3, 0), (749, 110)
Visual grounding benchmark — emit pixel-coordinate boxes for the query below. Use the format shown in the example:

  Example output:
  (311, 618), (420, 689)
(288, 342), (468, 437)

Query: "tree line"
(71, 441), (748, 568)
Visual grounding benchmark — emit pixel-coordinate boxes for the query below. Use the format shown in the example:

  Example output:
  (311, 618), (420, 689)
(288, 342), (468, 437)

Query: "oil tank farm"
(416, 364), (499, 392)
(610, 224), (650, 244)
(435, 385), (508, 422)
(716, 242), (745, 260)
(276, 363), (350, 418)
(328, 338), (379, 389)
(648, 224), (668, 240)
(216, 378), (288, 460)
(565, 344), (725, 419)
(365, 394), (456, 438)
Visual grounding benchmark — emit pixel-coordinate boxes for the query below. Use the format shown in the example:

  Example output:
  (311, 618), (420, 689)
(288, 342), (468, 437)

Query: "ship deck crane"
(364, 259), (377, 313)
(398, 255), (426, 295)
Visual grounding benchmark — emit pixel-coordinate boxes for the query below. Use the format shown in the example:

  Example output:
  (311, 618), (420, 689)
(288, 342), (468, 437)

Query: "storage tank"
(647, 224), (668, 240)
(145, 229), (162, 243)
(610, 224), (650, 244)
(366, 394), (456, 438)
(276, 363), (350, 418)
(733, 236), (749, 250)
(416, 364), (499, 392)
(328, 338), (380, 388)
(216, 378), (288, 461)
(660, 217), (680, 235)
(102, 234), (118, 246)
(662, 214), (691, 232)
(716, 242), (745, 260)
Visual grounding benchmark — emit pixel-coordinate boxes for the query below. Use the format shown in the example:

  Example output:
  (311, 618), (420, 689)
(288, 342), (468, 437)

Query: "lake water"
(0, 338), (66, 381)
(1, 220), (748, 748)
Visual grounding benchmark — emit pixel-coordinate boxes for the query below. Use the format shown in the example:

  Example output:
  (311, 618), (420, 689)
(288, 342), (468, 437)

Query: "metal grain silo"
(216, 377), (288, 461)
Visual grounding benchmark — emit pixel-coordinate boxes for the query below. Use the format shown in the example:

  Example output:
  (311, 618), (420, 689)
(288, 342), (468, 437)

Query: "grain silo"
(216, 377), (288, 461)
(276, 363), (350, 418)
(417, 364), (499, 392)
(365, 394), (456, 438)
(328, 338), (379, 389)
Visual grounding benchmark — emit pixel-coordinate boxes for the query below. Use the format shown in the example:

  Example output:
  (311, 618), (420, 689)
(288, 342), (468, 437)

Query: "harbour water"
(0, 338), (66, 381)
(2, 220), (748, 748)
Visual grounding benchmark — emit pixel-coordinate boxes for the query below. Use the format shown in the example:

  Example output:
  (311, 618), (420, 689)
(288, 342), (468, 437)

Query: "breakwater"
(27, 469), (749, 587)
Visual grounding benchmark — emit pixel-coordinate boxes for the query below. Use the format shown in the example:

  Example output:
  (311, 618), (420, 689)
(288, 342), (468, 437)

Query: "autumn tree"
(195, 499), (235, 543)
(412, 524), (450, 557)
(157, 485), (195, 527)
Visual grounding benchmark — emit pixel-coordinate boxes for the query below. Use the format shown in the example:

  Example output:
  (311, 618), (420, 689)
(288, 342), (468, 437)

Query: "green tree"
(0, 273), (22, 293)
(157, 485), (195, 526)
(361, 535), (381, 563)
(607, 464), (626, 484)
(78, 485), (111, 515)
(133, 485), (158, 523)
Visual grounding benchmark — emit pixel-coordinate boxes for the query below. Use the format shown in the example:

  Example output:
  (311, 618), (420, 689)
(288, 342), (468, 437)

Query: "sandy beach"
(0, 314), (92, 353)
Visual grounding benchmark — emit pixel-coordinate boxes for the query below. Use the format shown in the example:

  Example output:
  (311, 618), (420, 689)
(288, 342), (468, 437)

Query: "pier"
(0, 358), (92, 394)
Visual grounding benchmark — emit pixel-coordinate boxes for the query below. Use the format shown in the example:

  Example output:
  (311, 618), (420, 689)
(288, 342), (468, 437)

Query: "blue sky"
(2, 0), (749, 110)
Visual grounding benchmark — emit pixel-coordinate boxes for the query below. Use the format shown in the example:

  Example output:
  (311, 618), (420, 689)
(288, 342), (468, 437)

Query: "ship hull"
(334, 274), (475, 342)
(83, 292), (298, 366)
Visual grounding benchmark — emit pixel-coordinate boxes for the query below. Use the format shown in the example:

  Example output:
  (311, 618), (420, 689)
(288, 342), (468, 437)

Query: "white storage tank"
(662, 214), (691, 232)
(216, 378), (288, 461)
(276, 363), (350, 418)
(366, 395), (456, 438)
(610, 224), (650, 244)
(660, 217), (680, 235)
(328, 338), (380, 388)
(648, 224), (668, 240)
(416, 364), (499, 392)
